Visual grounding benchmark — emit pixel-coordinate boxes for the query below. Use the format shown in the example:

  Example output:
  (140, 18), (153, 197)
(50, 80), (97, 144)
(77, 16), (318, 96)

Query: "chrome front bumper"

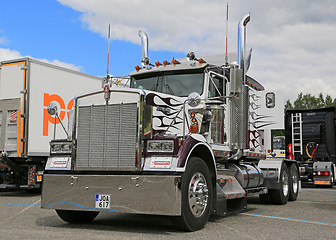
(41, 174), (181, 216)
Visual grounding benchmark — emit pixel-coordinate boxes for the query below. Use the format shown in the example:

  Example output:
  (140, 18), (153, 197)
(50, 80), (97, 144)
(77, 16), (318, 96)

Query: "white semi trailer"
(0, 58), (102, 189)
(41, 14), (300, 231)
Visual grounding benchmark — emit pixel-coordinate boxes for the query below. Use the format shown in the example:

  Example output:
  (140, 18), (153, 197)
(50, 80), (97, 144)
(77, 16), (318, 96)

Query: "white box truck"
(0, 58), (102, 190)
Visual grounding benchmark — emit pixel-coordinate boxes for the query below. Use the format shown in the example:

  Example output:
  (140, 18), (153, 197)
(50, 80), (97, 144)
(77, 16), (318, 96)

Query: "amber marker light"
(190, 124), (199, 133)
(172, 59), (178, 65)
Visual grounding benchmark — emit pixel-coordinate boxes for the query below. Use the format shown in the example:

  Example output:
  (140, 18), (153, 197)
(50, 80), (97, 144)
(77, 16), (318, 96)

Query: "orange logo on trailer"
(43, 93), (73, 136)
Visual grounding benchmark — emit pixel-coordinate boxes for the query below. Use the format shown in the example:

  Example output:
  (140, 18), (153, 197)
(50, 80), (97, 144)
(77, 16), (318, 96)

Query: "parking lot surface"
(0, 186), (335, 240)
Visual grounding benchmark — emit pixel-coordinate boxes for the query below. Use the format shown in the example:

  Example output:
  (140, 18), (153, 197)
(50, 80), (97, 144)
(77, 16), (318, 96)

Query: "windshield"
(130, 71), (204, 97)
(273, 138), (285, 150)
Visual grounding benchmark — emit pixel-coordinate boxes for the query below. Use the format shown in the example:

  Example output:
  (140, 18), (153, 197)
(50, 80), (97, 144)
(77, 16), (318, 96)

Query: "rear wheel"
(173, 157), (213, 231)
(288, 164), (299, 201)
(56, 210), (99, 224)
(270, 163), (289, 205)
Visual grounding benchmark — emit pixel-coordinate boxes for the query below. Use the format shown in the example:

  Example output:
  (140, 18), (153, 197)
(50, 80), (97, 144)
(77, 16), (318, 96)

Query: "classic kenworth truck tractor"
(41, 14), (300, 231)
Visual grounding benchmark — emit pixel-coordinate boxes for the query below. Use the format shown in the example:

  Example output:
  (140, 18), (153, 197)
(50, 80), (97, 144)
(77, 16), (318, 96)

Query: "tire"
(173, 157), (213, 231)
(270, 163), (289, 205)
(56, 210), (99, 224)
(329, 172), (334, 188)
(288, 164), (299, 201)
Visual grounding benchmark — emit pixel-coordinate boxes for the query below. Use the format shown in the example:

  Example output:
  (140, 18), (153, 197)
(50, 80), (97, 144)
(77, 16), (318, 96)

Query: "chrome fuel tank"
(226, 162), (264, 189)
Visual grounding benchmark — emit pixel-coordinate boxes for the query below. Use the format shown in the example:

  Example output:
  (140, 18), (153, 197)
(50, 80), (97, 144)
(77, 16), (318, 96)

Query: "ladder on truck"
(291, 113), (303, 157)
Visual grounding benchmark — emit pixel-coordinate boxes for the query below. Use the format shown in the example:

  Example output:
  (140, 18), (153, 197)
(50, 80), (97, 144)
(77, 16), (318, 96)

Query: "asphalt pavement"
(0, 186), (335, 240)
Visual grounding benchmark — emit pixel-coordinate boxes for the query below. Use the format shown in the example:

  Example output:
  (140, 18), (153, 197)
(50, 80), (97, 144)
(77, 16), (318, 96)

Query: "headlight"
(147, 140), (174, 153)
(50, 142), (72, 154)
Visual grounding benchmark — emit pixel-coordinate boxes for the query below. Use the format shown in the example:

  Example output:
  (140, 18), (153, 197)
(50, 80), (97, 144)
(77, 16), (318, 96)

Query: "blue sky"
(0, 0), (184, 77)
(1, 0), (336, 101)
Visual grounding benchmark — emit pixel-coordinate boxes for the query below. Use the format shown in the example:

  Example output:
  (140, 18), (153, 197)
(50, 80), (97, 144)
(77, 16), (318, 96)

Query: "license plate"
(95, 194), (111, 209)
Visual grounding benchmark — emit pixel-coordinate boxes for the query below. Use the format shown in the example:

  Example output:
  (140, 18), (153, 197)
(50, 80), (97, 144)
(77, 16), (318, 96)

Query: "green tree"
(285, 92), (336, 111)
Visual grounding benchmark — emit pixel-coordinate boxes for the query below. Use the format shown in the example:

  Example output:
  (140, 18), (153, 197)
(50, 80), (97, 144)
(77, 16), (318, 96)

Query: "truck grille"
(76, 103), (138, 170)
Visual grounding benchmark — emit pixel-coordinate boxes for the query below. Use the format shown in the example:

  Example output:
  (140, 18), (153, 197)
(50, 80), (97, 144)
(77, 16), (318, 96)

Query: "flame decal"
(249, 112), (272, 121)
(250, 139), (260, 148)
(249, 130), (260, 138)
(146, 93), (183, 107)
(146, 92), (184, 134)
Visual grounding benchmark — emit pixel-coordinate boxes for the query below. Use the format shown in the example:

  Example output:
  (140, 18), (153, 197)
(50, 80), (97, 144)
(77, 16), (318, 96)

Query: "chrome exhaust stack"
(238, 13), (250, 73)
(229, 13), (251, 152)
(138, 30), (150, 68)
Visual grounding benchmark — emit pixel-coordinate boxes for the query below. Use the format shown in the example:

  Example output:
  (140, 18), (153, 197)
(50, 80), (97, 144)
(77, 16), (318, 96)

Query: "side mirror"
(187, 92), (201, 107)
(47, 102), (70, 140)
(47, 102), (58, 116)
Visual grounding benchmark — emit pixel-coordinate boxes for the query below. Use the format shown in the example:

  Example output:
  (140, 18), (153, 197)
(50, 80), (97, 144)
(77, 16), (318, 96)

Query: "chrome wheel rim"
(292, 169), (298, 194)
(188, 172), (209, 217)
(283, 170), (289, 196)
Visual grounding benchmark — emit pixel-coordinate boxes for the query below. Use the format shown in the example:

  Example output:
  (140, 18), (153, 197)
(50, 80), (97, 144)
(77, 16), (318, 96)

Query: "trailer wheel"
(173, 157), (213, 231)
(56, 210), (99, 224)
(270, 163), (289, 205)
(288, 164), (299, 201)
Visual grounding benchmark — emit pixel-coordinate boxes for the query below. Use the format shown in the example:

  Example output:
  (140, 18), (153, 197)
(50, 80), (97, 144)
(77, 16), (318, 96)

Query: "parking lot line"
(294, 200), (336, 204)
(301, 188), (336, 192)
(0, 203), (41, 207)
(0, 199), (41, 225)
(242, 213), (336, 226)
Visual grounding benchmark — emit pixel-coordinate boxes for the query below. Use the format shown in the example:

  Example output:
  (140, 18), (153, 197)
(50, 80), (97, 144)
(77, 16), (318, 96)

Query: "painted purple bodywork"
(177, 136), (200, 168)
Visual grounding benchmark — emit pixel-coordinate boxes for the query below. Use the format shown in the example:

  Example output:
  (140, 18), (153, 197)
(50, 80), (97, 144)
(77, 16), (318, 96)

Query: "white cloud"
(0, 37), (6, 44)
(0, 48), (22, 60)
(57, 0), (336, 101)
(37, 58), (83, 72)
(0, 48), (82, 72)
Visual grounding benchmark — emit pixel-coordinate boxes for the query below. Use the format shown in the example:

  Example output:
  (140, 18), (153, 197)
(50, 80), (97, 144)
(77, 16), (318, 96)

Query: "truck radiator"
(76, 103), (138, 170)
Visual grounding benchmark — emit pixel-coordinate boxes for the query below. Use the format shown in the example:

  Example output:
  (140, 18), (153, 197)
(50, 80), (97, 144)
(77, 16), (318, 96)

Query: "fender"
(258, 158), (298, 189)
(177, 134), (216, 174)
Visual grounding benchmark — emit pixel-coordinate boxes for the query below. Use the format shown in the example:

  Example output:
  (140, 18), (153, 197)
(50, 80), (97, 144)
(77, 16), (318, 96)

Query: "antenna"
(107, 22), (111, 76)
(225, 2), (229, 65)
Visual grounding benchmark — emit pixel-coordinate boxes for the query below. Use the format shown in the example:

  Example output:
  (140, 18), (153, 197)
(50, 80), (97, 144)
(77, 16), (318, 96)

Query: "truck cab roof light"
(163, 60), (169, 66)
(171, 59), (180, 66)
(198, 58), (206, 64)
(155, 62), (162, 68)
(135, 66), (141, 71)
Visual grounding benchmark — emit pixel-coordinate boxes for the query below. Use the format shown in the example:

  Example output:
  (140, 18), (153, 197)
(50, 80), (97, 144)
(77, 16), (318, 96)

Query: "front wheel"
(270, 163), (289, 205)
(56, 210), (99, 224)
(173, 157), (213, 231)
